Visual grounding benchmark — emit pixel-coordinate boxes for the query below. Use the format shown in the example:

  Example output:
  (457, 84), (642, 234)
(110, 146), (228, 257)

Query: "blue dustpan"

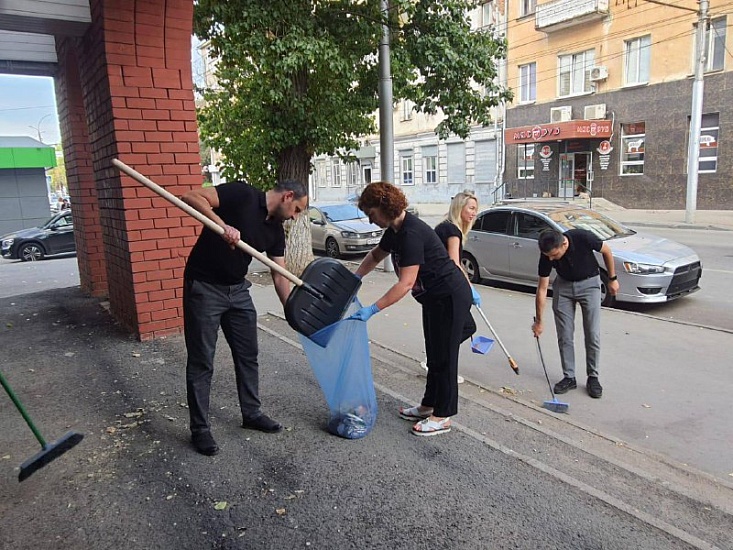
(471, 335), (495, 355)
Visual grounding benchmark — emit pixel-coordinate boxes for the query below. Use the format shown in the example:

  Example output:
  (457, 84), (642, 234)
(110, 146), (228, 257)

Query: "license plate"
(367, 238), (380, 245)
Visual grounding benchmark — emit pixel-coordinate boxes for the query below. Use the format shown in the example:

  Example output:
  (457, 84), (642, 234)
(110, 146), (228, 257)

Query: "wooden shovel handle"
(112, 159), (304, 287)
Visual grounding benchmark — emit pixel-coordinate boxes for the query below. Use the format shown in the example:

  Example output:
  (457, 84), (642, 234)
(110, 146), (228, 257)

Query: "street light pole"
(378, 0), (395, 272)
(685, 0), (709, 224)
(29, 114), (52, 143)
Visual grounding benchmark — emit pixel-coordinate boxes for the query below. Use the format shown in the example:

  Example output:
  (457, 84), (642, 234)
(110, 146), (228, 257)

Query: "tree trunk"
(278, 143), (314, 277)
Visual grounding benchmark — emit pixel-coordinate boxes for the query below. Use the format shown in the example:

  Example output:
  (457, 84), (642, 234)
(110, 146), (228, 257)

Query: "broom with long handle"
(1, 370), (84, 481)
(473, 305), (519, 375)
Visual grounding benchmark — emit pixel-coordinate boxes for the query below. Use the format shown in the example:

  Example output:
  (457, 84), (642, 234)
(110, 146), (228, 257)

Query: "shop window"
(519, 63), (536, 103)
(620, 122), (645, 175)
(401, 152), (414, 185)
(624, 35), (650, 85)
(558, 50), (595, 97)
(698, 113), (719, 173)
(518, 144), (535, 179)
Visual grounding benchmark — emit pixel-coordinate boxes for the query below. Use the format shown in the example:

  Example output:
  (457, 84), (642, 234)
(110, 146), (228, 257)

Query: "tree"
(194, 0), (511, 274)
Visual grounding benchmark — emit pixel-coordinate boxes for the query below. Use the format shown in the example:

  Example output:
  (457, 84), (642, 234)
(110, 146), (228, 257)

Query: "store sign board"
(505, 120), (612, 144)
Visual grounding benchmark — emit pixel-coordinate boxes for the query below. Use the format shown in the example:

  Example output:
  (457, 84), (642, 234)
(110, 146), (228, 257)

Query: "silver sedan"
(462, 202), (702, 306)
(308, 203), (383, 258)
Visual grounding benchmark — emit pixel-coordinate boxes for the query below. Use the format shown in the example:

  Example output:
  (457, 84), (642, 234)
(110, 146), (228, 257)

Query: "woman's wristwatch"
(609, 275), (618, 281)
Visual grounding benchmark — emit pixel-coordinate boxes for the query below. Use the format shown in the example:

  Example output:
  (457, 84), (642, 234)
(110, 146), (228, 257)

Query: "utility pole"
(378, 0), (395, 272)
(685, 0), (709, 223)
(29, 114), (51, 143)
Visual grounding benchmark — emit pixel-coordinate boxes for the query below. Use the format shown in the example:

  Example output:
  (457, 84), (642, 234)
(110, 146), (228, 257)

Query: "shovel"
(1, 370), (84, 481)
(112, 159), (360, 336)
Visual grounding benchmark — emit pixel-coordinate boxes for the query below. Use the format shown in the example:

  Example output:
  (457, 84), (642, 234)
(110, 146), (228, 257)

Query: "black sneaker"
(587, 377), (603, 399)
(191, 431), (219, 456)
(242, 414), (283, 433)
(553, 377), (577, 394)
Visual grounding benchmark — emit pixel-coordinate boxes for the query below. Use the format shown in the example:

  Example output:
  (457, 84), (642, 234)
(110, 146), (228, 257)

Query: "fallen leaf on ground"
(275, 508), (286, 516)
(214, 501), (228, 510)
(500, 386), (517, 396)
(642, 404), (652, 408)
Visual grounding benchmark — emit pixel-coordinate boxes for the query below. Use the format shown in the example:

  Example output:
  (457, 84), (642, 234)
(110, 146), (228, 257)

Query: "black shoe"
(587, 377), (603, 398)
(242, 414), (283, 433)
(553, 377), (577, 394)
(191, 431), (219, 456)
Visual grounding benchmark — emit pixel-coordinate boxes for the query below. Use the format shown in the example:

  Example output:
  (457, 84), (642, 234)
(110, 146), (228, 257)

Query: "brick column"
(73, 0), (201, 340)
(55, 37), (108, 297)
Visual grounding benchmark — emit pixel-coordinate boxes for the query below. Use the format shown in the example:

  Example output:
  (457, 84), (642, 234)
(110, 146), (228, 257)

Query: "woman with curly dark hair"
(350, 181), (475, 436)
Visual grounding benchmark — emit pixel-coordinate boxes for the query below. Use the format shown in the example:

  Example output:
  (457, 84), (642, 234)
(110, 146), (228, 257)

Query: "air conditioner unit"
(550, 106), (572, 123)
(584, 104), (607, 120)
(589, 66), (608, 82)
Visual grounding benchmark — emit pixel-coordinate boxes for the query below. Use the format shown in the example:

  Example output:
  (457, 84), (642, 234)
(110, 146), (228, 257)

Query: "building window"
(401, 99), (414, 121)
(316, 160), (327, 188)
(698, 113), (719, 173)
(479, 1), (497, 28)
(422, 146), (438, 184)
(447, 142), (466, 184)
(518, 144), (535, 179)
(624, 35), (651, 85)
(520, 0), (536, 17)
(703, 17), (727, 72)
(346, 161), (360, 188)
(620, 122), (645, 175)
(558, 50), (595, 97)
(332, 159), (342, 187)
(401, 151), (414, 185)
(519, 63), (536, 103)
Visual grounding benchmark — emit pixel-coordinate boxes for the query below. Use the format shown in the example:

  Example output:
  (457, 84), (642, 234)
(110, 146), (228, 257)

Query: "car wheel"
(600, 272), (615, 307)
(325, 237), (341, 259)
(462, 253), (481, 283)
(19, 242), (45, 262)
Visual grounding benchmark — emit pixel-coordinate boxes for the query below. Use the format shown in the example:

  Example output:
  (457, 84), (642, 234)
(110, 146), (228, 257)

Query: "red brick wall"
(57, 0), (202, 340)
(55, 37), (108, 298)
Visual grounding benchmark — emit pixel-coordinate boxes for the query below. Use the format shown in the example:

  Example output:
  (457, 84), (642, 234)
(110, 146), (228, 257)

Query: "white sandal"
(399, 405), (432, 421)
(411, 417), (451, 436)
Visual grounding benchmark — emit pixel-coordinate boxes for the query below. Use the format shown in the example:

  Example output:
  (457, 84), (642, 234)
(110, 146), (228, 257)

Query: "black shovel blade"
(18, 431), (84, 482)
(285, 258), (361, 336)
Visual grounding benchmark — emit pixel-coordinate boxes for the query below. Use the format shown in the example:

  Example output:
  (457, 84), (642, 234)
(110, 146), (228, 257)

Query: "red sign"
(505, 120), (612, 144)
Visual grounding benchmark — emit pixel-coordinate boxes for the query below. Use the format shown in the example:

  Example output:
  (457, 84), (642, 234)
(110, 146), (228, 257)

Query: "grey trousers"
(184, 277), (261, 434)
(552, 275), (601, 379)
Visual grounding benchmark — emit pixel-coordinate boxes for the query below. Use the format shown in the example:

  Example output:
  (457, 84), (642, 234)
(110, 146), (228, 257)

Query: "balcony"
(536, 0), (609, 32)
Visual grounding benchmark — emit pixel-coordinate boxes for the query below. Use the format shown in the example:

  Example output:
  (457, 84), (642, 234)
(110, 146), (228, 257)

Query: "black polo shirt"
(185, 182), (285, 285)
(379, 212), (464, 302)
(538, 229), (603, 281)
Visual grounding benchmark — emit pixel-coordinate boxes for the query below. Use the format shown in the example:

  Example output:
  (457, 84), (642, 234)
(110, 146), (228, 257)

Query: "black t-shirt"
(538, 228), (603, 281)
(185, 182), (285, 285)
(434, 220), (464, 258)
(379, 212), (464, 301)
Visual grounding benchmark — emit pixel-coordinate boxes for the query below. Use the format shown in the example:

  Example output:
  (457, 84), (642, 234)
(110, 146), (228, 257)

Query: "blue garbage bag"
(299, 300), (377, 439)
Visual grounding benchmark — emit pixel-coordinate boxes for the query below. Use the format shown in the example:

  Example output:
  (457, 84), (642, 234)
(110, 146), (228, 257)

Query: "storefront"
(504, 120), (612, 199)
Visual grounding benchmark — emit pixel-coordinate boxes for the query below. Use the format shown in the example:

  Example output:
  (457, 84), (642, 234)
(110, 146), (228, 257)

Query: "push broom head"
(543, 398), (569, 414)
(18, 431), (84, 482)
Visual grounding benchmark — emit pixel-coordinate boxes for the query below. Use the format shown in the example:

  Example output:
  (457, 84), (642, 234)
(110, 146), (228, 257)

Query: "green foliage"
(194, 0), (511, 187)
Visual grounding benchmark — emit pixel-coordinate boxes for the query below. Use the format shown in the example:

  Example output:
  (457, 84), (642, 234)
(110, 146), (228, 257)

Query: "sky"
(0, 74), (61, 145)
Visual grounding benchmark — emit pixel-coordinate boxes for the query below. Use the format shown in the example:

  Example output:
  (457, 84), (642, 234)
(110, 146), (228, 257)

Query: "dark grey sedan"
(462, 202), (702, 306)
(0, 210), (76, 261)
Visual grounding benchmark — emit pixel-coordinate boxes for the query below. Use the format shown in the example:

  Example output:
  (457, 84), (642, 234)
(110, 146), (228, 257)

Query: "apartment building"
(312, 1), (507, 208)
(504, 0), (732, 209)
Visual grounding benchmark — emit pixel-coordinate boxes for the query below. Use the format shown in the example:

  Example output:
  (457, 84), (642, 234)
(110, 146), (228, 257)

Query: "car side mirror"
(312, 219), (325, 226)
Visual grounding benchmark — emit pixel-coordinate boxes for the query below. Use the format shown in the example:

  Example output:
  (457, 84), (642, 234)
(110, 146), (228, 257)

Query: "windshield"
(548, 209), (635, 240)
(320, 204), (366, 222)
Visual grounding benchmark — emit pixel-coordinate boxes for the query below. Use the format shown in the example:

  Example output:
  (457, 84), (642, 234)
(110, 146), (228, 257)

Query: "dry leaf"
(275, 508), (286, 516)
(214, 501), (228, 510)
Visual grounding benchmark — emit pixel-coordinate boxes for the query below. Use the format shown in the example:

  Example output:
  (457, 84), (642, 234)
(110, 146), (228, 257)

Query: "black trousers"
(420, 282), (473, 418)
(183, 277), (262, 434)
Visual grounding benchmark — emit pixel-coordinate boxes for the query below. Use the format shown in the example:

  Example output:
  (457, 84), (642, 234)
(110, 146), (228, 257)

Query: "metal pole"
(685, 0), (708, 224)
(379, 0), (395, 272)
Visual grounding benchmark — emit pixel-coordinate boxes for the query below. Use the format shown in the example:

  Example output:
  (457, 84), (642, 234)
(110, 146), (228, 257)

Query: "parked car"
(1, 210), (76, 261)
(308, 203), (383, 258)
(462, 202), (702, 306)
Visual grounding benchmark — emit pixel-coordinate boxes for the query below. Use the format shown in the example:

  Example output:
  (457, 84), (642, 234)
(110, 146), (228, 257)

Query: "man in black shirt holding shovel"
(181, 179), (308, 455)
(531, 228), (619, 399)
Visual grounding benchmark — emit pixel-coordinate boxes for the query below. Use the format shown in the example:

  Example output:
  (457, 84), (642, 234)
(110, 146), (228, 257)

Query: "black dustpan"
(113, 159), (361, 335)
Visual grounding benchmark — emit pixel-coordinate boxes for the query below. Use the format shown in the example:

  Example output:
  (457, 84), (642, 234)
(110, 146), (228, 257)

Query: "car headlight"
(1, 238), (14, 248)
(623, 261), (666, 274)
(340, 231), (358, 238)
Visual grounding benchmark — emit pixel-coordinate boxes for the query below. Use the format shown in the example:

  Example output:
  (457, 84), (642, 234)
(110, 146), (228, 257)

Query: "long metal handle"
(474, 304), (519, 374)
(112, 159), (304, 287)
